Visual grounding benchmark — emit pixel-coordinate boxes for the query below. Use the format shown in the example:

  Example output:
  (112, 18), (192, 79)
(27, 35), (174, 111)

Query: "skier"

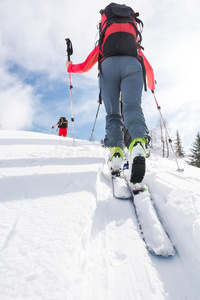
(52, 117), (68, 137)
(66, 3), (155, 183)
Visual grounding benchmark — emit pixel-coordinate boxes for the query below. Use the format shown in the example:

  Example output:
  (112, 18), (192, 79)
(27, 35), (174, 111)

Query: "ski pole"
(65, 38), (75, 146)
(151, 90), (184, 172)
(90, 93), (102, 142)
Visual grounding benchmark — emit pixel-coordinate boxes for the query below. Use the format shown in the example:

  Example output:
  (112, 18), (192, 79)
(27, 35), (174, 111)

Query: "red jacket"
(67, 45), (155, 91)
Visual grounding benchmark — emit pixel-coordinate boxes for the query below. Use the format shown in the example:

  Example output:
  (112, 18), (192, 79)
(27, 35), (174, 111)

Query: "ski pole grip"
(65, 38), (73, 61)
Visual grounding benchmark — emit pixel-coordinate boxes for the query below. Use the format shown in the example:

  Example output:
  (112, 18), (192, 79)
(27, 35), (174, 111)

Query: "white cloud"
(0, 68), (39, 130)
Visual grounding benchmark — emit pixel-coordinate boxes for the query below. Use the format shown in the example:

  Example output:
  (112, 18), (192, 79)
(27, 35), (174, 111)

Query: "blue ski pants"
(99, 56), (150, 148)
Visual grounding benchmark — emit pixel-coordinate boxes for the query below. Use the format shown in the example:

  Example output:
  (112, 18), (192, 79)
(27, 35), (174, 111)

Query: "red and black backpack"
(58, 117), (68, 128)
(98, 3), (144, 61)
(98, 3), (147, 91)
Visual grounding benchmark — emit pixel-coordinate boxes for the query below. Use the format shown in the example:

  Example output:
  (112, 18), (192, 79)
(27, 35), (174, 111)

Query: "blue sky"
(0, 0), (200, 150)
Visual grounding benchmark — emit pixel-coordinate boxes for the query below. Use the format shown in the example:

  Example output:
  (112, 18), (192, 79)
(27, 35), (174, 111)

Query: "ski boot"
(108, 147), (124, 176)
(128, 138), (147, 183)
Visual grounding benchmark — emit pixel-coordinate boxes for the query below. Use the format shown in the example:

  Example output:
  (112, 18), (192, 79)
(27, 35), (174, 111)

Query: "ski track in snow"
(0, 130), (200, 300)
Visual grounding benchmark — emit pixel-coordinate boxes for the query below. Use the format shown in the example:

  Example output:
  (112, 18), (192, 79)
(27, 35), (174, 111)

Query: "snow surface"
(0, 130), (200, 300)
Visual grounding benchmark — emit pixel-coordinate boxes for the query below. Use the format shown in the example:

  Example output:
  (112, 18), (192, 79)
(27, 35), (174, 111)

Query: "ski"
(111, 170), (132, 200)
(109, 165), (175, 256)
(125, 177), (176, 257)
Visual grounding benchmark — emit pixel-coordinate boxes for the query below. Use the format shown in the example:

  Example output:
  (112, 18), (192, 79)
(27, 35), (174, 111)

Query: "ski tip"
(161, 251), (176, 257)
(149, 248), (176, 257)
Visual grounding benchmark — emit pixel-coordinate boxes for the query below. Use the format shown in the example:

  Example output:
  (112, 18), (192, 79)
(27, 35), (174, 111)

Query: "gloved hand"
(66, 61), (72, 70)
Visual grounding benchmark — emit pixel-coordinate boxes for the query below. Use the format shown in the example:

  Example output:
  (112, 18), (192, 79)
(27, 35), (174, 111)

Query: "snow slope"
(0, 130), (200, 300)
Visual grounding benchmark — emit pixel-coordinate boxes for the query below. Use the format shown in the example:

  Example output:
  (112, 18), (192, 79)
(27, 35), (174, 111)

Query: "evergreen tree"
(175, 130), (184, 157)
(187, 132), (200, 168)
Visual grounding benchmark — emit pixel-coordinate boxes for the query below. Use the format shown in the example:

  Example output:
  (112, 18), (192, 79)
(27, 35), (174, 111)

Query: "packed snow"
(0, 130), (200, 300)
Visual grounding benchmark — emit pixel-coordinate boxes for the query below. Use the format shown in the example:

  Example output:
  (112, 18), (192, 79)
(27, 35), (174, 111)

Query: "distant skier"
(66, 3), (155, 183)
(52, 117), (68, 137)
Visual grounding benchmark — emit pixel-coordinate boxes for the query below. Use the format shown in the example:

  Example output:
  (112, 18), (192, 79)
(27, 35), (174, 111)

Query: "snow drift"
(0, 130), (200, 300)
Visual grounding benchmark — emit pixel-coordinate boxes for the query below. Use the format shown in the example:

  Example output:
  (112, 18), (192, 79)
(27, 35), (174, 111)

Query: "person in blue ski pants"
(99, 56), (150, 148)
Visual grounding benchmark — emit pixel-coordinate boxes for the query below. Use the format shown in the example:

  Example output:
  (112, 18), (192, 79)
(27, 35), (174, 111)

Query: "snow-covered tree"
(156, 118), (170, 158)
(175, 130), (184, 157)
(187, 132), (200, 168)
